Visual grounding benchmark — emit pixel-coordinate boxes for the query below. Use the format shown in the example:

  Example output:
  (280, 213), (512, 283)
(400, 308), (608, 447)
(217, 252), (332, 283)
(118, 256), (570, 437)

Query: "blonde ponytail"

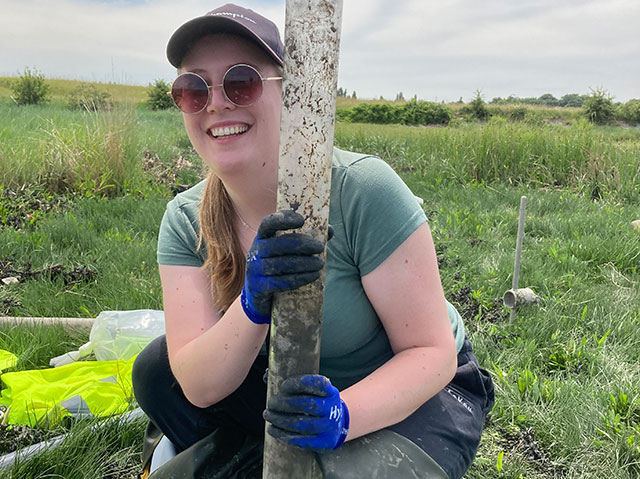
(198, 173), (246, 313)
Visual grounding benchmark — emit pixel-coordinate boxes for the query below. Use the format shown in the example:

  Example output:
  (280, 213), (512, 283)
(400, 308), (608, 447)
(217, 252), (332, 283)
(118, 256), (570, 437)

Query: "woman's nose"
(205, 84), (235, 113)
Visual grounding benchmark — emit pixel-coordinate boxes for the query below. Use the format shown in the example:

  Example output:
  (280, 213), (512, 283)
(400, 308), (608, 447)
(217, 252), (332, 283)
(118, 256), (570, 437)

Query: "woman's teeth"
(209, 125), (248, 138)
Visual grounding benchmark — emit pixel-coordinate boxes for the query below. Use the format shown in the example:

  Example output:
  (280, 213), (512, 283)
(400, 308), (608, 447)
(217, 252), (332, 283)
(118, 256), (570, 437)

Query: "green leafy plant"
(559, 93), (586, 107)
(146, 79), (174, 110)
(462, 90), (490, 121)
(11, 67), (50, 105)
(617, 99), (640, 124)
(583, 88), (615, 124)
(397, 99), (451, 126)
(347, 102), (397, 124)
(341, 100), (451, 126)
(509, 106), (528, 121)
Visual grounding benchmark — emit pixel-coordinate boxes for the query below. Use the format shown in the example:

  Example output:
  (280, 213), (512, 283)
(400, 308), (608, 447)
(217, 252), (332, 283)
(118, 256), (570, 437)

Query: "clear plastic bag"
(90, 309), (165, 361)
(50, 309), (165, 367)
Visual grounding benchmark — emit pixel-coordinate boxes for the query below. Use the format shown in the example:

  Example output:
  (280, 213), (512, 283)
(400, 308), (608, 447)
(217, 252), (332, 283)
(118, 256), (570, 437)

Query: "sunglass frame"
(170, 64), (282, 113)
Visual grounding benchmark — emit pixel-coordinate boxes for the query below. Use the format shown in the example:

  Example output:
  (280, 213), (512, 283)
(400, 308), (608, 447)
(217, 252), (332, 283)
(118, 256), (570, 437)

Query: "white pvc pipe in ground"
(0, 317), (94, 329)
(503, 288), (540, 309)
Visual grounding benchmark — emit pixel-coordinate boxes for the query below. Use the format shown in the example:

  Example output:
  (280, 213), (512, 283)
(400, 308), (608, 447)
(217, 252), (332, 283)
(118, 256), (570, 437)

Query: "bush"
(559, 93), (586, 108)
(509, 106), (528, 121)
(147, 79), (174, 110)
(583, 88), (615, 124)
(11, 67), (50, 105)
(397, 100), (451, 126)
(66, 83), (113, 111)
(537, 93), (559, 107)
(340, 100), (451, 126)
(617, 99), (640, 124)
(346, 103), (397, 124)
(461, 91), (490, 121)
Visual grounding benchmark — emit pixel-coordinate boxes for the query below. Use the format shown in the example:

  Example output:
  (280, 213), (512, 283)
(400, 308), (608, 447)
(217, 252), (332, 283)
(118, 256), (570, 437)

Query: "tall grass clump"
(66, 83), (114, 112)
(0, 104), (147, 197)
(335, 120), (640, 202)
(39, 110), (140, 196)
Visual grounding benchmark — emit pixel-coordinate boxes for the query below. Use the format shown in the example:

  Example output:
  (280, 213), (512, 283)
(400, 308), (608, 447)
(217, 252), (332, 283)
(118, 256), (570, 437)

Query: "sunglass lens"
(172, 73), (209, 113)
(224, 65), (263, 106)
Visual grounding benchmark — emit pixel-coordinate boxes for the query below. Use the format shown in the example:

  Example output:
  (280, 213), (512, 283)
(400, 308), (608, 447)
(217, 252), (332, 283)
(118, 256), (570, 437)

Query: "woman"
(133, 4), (494, 478)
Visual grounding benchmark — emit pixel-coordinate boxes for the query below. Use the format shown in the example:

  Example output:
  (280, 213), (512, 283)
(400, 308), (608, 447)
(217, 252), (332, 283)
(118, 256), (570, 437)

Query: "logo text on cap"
(211, 12), (257, 25)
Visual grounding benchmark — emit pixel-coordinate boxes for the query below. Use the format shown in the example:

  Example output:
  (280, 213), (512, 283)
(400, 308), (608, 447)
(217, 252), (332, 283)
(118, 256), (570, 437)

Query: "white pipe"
(0, 317), (94, 329)
(510, 196), (527, 321)
(264, 0), (343, 477)
(503, 288), (540, 309)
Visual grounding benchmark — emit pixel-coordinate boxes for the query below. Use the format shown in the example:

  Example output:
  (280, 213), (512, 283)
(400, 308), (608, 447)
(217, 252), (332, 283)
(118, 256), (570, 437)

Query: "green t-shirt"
(157, 148), (465, 390)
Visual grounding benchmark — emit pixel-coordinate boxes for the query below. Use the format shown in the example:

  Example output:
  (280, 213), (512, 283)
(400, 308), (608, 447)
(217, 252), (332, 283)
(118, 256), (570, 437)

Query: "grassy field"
(0, 77), (148, 106)
(0, 83), (639, 478)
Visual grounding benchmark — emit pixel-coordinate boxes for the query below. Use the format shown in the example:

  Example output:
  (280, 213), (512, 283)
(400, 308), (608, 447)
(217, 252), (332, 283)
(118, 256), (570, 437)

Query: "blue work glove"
(241, 210), (325, 324)
(263, 375), (350, 452)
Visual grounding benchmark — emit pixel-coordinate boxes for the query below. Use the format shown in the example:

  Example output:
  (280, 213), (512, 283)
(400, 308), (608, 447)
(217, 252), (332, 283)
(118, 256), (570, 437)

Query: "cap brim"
(167, 16), (283, 68)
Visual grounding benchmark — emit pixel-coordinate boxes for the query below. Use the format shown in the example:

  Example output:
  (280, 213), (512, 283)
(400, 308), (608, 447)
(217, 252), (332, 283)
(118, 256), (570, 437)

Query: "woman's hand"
(241, 210), (325, 324)
(264, 374), (350, 452)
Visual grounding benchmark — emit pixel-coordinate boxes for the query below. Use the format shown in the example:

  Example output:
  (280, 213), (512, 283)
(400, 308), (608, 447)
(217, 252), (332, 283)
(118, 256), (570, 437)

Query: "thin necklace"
(233, 206), (257, 233)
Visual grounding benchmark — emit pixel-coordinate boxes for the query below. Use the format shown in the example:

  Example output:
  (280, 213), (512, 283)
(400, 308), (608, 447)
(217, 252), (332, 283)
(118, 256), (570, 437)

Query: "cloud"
(1, 0), (638, 101)
(338, 0), (639, 101)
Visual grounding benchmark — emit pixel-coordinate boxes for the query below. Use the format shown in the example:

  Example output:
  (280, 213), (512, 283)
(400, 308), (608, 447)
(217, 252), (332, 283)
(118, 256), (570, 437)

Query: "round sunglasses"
(170, 64), (282, 114)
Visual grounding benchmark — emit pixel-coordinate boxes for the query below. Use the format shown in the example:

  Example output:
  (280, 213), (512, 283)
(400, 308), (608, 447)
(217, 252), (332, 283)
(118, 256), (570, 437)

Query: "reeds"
(335, 119), (640, 202)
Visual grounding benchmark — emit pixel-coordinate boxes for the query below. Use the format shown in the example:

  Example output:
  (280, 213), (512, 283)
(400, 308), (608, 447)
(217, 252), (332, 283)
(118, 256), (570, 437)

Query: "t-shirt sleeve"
(340, 156), (427, 276)
(157, 199), (205, 267)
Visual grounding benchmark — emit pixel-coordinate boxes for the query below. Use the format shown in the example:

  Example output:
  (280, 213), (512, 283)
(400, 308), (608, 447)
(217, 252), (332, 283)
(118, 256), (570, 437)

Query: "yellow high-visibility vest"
(0, 356), (136, 427)
(0, 349), (18, 372)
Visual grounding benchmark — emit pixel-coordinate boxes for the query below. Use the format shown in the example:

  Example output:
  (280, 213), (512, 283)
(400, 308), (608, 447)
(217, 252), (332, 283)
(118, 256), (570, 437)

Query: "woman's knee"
(316, 429), (448, 478)
(132, 335), (173, 407)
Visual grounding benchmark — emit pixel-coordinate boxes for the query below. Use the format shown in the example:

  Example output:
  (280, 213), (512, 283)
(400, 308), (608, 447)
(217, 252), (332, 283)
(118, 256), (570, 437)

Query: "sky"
(1, 0), (638, 103)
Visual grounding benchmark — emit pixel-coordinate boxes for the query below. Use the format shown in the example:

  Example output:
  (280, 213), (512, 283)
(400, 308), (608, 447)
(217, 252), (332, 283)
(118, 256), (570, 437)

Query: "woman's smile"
(207, 123), (249, 139)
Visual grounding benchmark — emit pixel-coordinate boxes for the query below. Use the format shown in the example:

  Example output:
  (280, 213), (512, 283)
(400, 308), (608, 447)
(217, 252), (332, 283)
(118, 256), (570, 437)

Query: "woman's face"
(179, 34), (282, 182)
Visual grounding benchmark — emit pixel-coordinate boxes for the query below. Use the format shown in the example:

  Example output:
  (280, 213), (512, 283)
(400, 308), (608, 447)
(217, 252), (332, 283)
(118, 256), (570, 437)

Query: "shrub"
(462, 90), (490, 121)
(559, 93), (586, 107)
(509, 106), (528, 121)
(11, 67), (50, 105)
(346, 103), (397, 124)
(617, 99), (640, 124)
(583, 88), (615, 124)
(340, 100), (451, 126)
(147, 79), (174, 110)
(397, 100), (451, 126)
(538, 93), (559, 107)
(66, 83), (113, 112)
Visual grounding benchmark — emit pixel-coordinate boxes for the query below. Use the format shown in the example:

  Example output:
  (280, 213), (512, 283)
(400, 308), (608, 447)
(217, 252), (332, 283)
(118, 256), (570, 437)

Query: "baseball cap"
(167, 4), (284, 68)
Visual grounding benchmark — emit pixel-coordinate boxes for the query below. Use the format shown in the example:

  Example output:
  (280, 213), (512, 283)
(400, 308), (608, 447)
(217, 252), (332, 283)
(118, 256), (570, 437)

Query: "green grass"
(0, 77), (148, 105)
(336, 119), (640, 203)
(2, 102), (639, 203)
(0, 103), (201, 197)
(0, 99), (639, 477)
(0, 196), (166, 317)
(415, 184), (640, 478)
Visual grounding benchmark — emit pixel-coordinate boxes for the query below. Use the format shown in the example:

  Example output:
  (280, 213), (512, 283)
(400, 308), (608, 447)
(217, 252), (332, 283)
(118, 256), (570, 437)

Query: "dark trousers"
(132, 336), (493, 479)
(132, 335), (267, 452)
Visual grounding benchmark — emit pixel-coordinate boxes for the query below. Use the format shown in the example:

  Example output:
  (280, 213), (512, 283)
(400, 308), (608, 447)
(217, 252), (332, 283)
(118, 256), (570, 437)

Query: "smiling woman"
(131, 3), (494, 479)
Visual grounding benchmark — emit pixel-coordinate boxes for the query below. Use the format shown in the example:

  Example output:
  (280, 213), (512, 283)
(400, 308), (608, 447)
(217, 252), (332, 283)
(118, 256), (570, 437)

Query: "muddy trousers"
(132, 336), (494, 479)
